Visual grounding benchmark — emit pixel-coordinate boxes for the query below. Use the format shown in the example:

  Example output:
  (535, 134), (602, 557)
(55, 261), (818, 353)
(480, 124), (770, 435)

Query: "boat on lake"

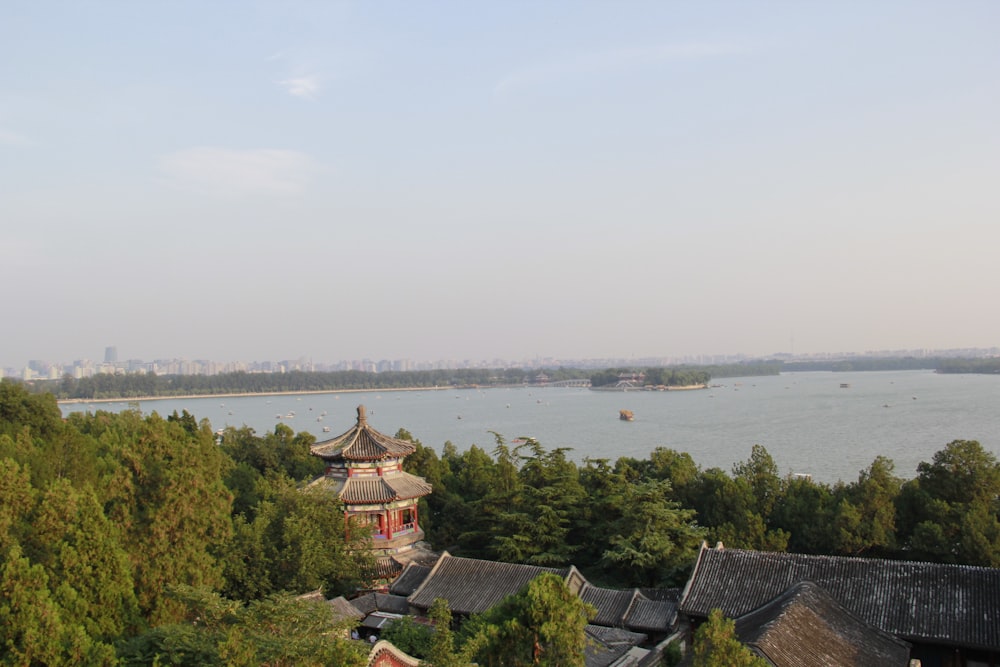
(619, 409), (634, 421)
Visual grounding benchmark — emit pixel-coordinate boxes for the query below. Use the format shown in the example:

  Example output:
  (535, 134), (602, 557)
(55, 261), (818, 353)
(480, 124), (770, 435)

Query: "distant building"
(104, 346), (118, 363)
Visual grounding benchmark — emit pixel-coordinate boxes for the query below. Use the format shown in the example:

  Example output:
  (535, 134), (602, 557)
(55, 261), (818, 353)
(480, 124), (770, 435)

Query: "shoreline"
(56, 385), (455, 406)
(58, 383), (713, 405)
(589, 383), (707, 392)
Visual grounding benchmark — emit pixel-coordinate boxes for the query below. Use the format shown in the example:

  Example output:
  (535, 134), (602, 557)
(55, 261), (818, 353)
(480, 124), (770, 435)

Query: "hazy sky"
(2, 2), (998, 369)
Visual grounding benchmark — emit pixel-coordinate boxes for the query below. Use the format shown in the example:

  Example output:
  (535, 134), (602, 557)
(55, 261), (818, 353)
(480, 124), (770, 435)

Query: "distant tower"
(310, 405), (432, 573)
(104, 346), (118, 364)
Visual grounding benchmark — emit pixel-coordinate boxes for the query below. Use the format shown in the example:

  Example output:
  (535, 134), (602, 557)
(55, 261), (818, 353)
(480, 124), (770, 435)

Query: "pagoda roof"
(311, 405), (417, 462)
(309, 472), (431, 504)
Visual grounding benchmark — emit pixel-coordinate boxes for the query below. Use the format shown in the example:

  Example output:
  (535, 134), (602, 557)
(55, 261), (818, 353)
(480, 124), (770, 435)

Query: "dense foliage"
(0, 380), (369, 664)
(461, 573), (595, 667)
(936, 358), (1000, 374)
(691, 609), (769, 667)
(3, 376), (999, 664)
(29, 369), (557, 400)
(404, 433), (1000, 577)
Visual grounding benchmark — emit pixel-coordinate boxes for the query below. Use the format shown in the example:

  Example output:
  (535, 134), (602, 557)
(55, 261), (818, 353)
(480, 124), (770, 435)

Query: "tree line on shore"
(17, 355), (999, 401)
(25, 364), (786, 400)
(2, 378), (998, 664)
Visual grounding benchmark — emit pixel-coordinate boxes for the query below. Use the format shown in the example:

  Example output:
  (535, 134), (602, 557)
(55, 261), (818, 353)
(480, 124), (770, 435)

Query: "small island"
(590, 368), (710, 391)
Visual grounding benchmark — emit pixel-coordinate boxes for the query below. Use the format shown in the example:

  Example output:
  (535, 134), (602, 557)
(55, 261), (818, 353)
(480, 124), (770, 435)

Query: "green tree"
(684, 446), (790, 552)
(26, 480), (140, 641)
(118, 586), (367, 667)
(690, 468), (788, 552)
(732, 445), (782, 519)
(0, 458), (35, 553)
(692, 609), (768, 667)
(492, 441), (584, 566)
(770, 475), (835, 553)
(897, 440), (1000, 565)
(0, 544), (118, 666)
(831, 456), (901, 556)
(221, 478), (372, 601)
(380, 616), (433, 658)
(80, 410), (234, 625)
(600, 478), (705, 587)
(647, 448), (701, 503)
(219, 423), (324, 482)
(428, 598), (467, 667)
(465, 573), (595, 667)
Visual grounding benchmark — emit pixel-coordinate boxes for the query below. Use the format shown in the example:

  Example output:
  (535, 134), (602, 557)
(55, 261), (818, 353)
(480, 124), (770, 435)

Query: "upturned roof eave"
(310, 405), (416, 461)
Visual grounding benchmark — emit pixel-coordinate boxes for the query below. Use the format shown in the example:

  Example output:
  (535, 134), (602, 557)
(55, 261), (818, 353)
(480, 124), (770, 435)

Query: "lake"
(61, 370), (1000, 484)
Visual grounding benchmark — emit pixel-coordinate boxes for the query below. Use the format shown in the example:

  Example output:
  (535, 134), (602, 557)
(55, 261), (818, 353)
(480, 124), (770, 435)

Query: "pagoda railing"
(372, 522), (417, 540)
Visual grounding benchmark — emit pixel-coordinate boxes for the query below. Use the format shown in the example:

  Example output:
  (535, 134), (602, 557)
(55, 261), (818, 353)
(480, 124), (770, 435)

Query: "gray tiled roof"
(679, 544), (1000, 651)
(350, 592), (411, 616)
(584, 625), (650, 667)
(366, 555), (404, 581)
(407, 552), (569, 615)
(623, 597), (675, 633)
(328, 595), (365, 623)
(585, 625), (648, 647)
(350, 592), (378, 615)
(308, 472), (431, 504)
(581, 586), (638, 627)
(638, 587), (680, 603)
(311, 405), (416, 461)
(734, 581), (911, 667)
(585, 640), (630, 667)
(390, 563), (432, 596)
(578, 584), (675, 633)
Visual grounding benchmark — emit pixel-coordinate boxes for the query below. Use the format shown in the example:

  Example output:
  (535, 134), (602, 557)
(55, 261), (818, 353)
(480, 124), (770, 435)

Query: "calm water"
(61, 370), (1000, 484)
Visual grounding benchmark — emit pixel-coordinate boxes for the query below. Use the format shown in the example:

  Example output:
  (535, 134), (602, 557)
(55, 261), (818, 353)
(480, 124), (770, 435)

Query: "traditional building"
(310, 405), (432, 558)
(732, 581), (911, 666)
(400, 552), (676, 640)
(678, 542), (1000, 666)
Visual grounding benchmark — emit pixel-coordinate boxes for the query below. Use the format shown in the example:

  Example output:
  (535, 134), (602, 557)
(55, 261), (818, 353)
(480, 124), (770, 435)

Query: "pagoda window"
(401, 507), (415, 533)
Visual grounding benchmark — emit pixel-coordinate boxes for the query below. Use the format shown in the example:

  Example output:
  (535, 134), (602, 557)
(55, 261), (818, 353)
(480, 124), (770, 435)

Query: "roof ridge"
(678, 540), (711, 608)
(620, 588), (644, 627)
(721, 546), (1000, 573)
(406, 551), (451, 604)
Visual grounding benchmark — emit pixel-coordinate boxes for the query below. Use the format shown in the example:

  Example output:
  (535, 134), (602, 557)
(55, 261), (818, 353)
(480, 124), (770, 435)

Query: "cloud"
(494, 42), (742, 96)
(158, 147), (318, 196)
(278, 75), (320, 99)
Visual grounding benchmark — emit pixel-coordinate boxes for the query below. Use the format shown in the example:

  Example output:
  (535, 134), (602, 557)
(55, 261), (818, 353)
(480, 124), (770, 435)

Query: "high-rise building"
(104, 346), (118, 363)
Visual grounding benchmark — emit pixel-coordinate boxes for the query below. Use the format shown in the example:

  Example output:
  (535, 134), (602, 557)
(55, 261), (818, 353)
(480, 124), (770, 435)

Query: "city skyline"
(7, 343), (998, 382)
(3, 3), (998, 370)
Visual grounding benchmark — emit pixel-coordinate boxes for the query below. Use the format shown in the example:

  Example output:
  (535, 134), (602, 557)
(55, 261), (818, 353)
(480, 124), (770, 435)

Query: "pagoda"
(310, 405), (432, 556)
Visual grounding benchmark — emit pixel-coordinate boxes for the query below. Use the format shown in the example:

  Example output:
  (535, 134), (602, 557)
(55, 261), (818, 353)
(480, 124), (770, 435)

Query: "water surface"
(62, 370), (1000, 484)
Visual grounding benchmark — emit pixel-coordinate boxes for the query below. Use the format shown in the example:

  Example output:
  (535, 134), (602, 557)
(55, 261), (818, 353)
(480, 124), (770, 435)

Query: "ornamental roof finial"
(357, 404), (367, 425)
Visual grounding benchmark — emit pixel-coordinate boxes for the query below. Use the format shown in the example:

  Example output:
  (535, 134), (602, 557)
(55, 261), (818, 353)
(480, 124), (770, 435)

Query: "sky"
(2, 1), (999, 369)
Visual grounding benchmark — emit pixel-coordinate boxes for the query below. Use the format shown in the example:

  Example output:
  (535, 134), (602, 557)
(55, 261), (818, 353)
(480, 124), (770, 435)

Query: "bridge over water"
(545, 379), (592, 388)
